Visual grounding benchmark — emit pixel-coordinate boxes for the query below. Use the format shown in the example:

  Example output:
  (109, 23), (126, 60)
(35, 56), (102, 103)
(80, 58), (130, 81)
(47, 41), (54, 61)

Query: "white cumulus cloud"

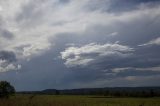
(112, 66), (160, 73)
(61, 43), (134, 67)
(139, 37), (160, 46)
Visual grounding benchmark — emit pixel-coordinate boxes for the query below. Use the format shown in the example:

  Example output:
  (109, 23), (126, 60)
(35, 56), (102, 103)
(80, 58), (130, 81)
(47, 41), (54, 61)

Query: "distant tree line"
(19, 87), (160, 97)
(58, 87), (160, 97)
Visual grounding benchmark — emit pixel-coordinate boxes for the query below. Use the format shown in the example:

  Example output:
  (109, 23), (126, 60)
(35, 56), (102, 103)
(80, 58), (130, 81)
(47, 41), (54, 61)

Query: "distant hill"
(18, 87), (160, 97)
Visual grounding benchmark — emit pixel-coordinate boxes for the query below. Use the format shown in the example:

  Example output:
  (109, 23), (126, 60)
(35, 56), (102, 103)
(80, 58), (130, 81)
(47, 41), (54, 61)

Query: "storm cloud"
(0, 0), (160, 91)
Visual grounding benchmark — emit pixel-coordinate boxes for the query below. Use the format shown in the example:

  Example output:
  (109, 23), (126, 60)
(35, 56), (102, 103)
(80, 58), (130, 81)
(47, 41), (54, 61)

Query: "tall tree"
(0, 81), (15, 98)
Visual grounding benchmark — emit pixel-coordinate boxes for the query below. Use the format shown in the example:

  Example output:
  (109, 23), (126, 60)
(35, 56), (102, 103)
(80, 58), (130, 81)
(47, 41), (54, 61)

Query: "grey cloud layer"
(0, 51), (16, 62)
(0, 0), (160, 60)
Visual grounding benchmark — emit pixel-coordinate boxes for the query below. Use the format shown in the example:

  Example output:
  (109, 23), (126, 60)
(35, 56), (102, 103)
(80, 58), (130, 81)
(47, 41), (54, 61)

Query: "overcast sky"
(0, 0), (160, 91)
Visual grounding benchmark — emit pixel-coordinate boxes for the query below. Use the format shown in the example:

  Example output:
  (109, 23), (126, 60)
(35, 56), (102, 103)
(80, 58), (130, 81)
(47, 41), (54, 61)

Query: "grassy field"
(0, 95), (160, 106)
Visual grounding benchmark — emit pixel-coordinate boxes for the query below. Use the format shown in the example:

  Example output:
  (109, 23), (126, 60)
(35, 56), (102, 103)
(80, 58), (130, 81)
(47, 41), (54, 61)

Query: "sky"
(0, 0), (160, 91)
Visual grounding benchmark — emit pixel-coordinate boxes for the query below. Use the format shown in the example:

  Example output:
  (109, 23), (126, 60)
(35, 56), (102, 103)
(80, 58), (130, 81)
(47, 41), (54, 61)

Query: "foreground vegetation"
(0, 95), (160, 106)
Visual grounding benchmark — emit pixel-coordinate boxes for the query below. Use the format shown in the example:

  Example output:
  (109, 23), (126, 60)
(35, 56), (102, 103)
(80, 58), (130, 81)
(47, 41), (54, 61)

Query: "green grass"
(0, 95), (160, 106)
